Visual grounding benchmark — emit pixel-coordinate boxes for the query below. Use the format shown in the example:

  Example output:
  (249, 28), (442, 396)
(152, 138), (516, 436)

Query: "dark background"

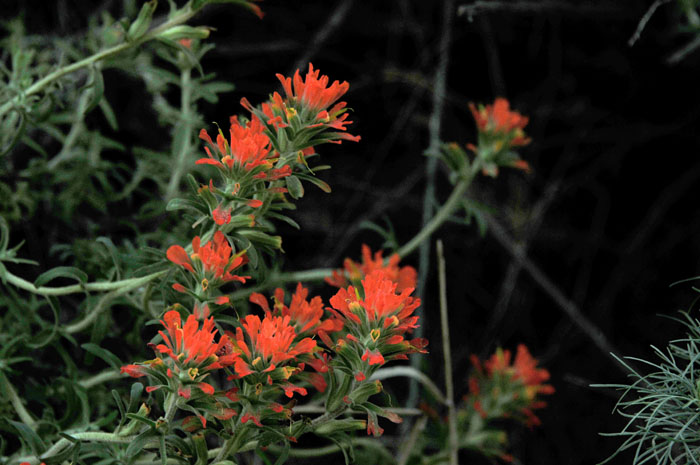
(7, 0), (700, 463)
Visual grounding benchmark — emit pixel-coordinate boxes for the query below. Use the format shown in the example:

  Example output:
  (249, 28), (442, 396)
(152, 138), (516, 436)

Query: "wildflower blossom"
(249, 283), (342, 336)
(325, 244), (417, 293)
(242, 63), (360, 145)
(468, 344), (554, 427)
(228, 313), (317, 397)
(167, 231), (249, 292)
(328, 270), (426, 377)
(468, 98), (531, 176)
(120, 309), (238, 406)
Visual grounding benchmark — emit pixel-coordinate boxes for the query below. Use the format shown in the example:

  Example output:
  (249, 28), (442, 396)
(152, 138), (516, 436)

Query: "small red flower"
(212, 205), (232, 225)
(249, 283), (342, 336)
(326, 244), (417, 293)
(198, 115), (274, 173)
(167, 231), (249, 290)
(469, 98), (529, 145)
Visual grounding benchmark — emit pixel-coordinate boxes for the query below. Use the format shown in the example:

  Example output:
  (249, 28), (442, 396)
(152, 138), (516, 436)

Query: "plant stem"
(78, 369), (121, 388)
(0, 371), (36, 429)
(437, 239), (458, 465)
(2, 269), (166, 297)
(165, 65), (194, 201)
(164, 393), (178, 422)
(0, 7), (197, 119)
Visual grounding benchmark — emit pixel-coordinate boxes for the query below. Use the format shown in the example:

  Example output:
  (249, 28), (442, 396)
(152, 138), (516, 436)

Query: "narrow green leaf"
(285, 175), (304, 199)
(9, 420), (45, 454)
(112, 389), (126, 422)
(128, 0), (158, 40)
(125, 412), (157, 429)
(128, 382), (144, 413)
(81, 343), (122, 369)
(33, 266), (88, 288)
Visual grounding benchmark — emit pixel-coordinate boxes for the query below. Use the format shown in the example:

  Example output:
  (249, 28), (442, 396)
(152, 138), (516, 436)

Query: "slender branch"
(436, 240), (458, 465)
(628, 0), (671, 46)
(78, 369), (121, 389)
(0, 7), (198, 119)
(0, 371), (36, 429)
(485, 215), (624, 367)
(1, 269), (166, 297)
(370, 366), (446, 405)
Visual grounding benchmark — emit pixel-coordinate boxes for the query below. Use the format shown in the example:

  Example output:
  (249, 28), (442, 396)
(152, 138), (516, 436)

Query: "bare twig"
(628, 0), (672, 46)
(485, 214), (624, 368)
(437, 240), (458, 465)
(458, 0), (623, 18)
(289, 0), (354, 75)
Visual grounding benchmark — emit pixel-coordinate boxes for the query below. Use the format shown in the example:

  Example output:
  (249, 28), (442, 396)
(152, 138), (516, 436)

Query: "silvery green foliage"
(601, 300), (700, 464)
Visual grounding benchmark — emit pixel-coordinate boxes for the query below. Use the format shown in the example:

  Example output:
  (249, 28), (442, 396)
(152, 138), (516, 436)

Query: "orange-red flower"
(326, 244), (417, 293)
(244, 63), (360, 145)
(249, 283), (342, 336)
(198, 115), (282, 174)
(468, 345), (554, 427)
(484, 344), (555, 399)
(328, 270), (426, 371)
(167, 231), (249, 291)
(469, 98), (530, 146)
(228, 314), (317, 397)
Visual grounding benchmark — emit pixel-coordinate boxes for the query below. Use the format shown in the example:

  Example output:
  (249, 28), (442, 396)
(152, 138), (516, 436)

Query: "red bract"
(326, 244), (417, 293)
(469, 98), (530, 146)
(484, 344), (555, 398)
(249, 283), (343, 335)
(167, 231), (249, 291)
(228, 314), (317, 397)
(198, 115), (280, 174)
(328, 270), (426, 371)
(246, 62), (360, 144)
(155, 310), (237, 371)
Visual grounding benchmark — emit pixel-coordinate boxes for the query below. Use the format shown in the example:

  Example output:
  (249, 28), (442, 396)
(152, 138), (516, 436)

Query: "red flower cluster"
(326, 244), (417, 293)
(328, 270), (426, 380)
(167, 231), (249, 294)
(243, 62), (360, 145)
(228, 313), (317, 398)
(469, 98), (530, 147)
(121, 309), (236, 398)
(198, 115), (291, 179)
(468, 344), (554, 427)
(250, 283), (343, 336)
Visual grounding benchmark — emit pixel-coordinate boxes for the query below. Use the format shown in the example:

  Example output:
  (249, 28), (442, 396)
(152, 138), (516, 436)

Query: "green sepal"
(128, 0), (158, 41)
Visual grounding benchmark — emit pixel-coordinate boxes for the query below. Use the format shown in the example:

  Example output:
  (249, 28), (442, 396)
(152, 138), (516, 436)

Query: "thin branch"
(437, 240), (458, 465)
(458, 0), (623, 18)
(484, 214), (624, 368)
(1, 269), (167, 297)
(289, 0), (354, 75)
(628, 0), (672, 46)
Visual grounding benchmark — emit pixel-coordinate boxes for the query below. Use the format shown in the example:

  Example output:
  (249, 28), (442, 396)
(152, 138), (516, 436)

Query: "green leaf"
(26, 296), (60, 349)
(112, 389), (126, 422)
(33, 266), (88, 288)
(81, 343), (123, 369)
(128, 0), (158, 40)
(99, 98), (119, 131)
(265, 212), (300, 230)
(166, 197), (208, 214)
(9, 420), (45, 454)
(285, 175), (304, 199)
(295, 172), (331, 193)
(84, 65), (105, 114)
(158, 25), (211, 42)
(126, 430), (157, 458)
(125, 412), (157, 429)
(128, 382), (144, 413)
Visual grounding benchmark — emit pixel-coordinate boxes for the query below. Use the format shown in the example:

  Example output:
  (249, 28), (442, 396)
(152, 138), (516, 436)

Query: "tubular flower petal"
(198, 116), (275, 173)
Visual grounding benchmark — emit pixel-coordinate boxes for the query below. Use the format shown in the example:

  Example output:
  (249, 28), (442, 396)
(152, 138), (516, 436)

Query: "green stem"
(165, 65), (194, 201)
(164, 393), (178, 423)
(396, 159), (480, 260)
(2, 269), (166, 297)
(78, 369), (121, 389)
(0, 371), (36, 429)
(13, 432), (144, 464)
(0, 7), (197, 119)
(437, 240), (458, 465)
